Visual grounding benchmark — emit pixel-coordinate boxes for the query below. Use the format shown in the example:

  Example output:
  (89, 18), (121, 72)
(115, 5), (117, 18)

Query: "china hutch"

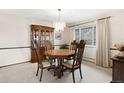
(31, 24), (54, 63)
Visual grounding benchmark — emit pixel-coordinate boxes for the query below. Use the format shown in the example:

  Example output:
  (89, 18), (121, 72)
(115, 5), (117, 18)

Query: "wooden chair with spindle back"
(45, 40), (56, 63)
(70, 40), (77, 50)
(62, 40), (86, 83)
(65, 40), (78, 61)
(35, 47), (51, 81)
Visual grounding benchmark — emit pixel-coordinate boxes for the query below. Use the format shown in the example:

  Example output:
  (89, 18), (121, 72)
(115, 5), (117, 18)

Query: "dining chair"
(45, 40), (54, 51)
(69, 40), (77, 50)
(45, 40), (56, 63)
(65, 40), (77, 61)
(35, 47), (52, 81)
(62, 40), (86, 83)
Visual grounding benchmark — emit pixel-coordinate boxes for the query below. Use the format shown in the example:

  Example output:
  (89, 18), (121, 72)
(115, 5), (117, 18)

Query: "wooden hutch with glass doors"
(31, 25), (54, 63)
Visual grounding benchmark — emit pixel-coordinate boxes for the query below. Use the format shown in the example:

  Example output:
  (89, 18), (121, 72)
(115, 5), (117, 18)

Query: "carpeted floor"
(0, 61), (112, 83)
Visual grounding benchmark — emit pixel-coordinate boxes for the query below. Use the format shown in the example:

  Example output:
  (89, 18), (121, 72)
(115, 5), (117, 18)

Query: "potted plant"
(60, 43), (69, 49)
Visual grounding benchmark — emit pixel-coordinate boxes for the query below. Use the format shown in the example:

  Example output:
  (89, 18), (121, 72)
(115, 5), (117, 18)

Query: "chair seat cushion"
(64, 57), (73, 60)
(42, 60), (51, 67)
(62, 61), (79, 69)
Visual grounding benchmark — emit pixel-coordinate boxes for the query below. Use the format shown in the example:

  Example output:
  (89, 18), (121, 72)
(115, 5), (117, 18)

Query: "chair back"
(73, 40), (86, 67)
(45, 40), (54, 51)
(34, 48), (43, 67)
(70, 40), (77, 50)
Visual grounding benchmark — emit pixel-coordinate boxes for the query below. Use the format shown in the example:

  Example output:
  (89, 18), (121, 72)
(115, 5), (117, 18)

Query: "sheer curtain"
(96, 18), (110, 67)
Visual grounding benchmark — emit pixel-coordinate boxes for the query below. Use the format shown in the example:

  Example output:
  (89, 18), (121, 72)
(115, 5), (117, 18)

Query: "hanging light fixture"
(53, 9), (66, 31)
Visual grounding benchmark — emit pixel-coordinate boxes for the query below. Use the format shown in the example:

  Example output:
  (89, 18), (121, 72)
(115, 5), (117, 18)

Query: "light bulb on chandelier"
(53, 9), (66, 31)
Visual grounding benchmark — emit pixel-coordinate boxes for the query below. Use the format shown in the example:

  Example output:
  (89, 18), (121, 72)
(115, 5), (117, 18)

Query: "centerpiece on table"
(60, 43), (69, 49)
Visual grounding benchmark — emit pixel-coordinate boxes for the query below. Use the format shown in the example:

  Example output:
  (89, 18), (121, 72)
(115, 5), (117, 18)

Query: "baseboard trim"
(83, 59), (94, 63)
(83, 57), (95, 63)
(0, 61), (30, 68)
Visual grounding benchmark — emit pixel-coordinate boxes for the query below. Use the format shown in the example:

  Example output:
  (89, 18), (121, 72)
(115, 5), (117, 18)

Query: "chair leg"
(36, 66), (39, 76)
(40, 69), (43, 81)
(61, 65), (63, 76)
(72, 70), (75, 83)
(79, 67), (82, 79)
(53, 58), (56, 62)
(47, 57), (53, 71)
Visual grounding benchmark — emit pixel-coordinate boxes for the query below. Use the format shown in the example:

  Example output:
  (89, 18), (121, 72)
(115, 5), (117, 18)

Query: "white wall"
(0, 15), (52, 66)
(61, 27), (72, 44)
(110, 13), (124, 46)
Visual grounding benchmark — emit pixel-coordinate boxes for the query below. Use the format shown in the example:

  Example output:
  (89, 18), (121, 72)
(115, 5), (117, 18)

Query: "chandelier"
(53, 9), (66, 31)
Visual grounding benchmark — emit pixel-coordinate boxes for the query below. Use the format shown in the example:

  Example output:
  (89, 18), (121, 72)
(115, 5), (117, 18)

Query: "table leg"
(48, 57), (64, 79)
(57, 58), (63, 78)
(47, 57), (56, 71)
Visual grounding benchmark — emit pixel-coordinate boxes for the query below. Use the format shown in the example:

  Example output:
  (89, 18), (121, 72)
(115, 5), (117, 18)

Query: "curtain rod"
(68, 16), (111, 27)
(98, 16), (111, 20)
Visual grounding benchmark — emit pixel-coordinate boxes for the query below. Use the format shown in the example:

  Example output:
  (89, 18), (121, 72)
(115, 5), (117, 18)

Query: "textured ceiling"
(0, 9), (122, 24)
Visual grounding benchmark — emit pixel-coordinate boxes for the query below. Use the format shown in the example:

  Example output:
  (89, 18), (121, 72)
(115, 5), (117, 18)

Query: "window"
(75, 26), (96, 46)
(81, 26), (96, 45)
(75, 29), (80, 42)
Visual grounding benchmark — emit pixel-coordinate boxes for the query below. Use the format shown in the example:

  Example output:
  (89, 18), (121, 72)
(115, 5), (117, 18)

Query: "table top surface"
(46, 49), (75, 57)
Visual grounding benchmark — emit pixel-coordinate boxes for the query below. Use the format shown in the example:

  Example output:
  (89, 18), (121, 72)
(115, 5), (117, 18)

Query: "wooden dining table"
(45, 49), (75, 78)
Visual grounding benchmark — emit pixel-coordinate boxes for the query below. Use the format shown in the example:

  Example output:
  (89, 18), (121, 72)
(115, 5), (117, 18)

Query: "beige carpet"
(0, 61), (112, 83)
